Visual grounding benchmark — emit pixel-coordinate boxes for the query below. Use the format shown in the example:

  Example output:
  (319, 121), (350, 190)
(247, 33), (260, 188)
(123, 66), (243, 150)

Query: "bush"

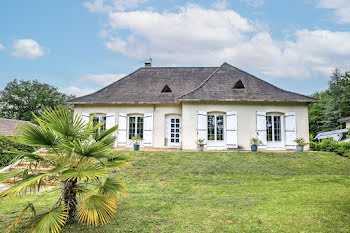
(310, 138), (350, 157)
(0, 136), (35, 166)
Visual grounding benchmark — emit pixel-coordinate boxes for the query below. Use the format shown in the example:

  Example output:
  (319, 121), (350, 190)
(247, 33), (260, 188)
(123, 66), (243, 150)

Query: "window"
(233, 80), (245, 89)
(207, 114), (224, 141)
(266, 114), (282, 142)
(161, 85), (172, 93)
(93, 114), (106, 134)
(128, 116), (144, 139)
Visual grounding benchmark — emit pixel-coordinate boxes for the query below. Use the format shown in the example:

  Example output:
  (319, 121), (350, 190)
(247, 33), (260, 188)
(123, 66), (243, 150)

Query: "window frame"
(266, 113), (284, 147)
(207, 113), (225, 145)
(128, 114), (144, 141)
(92, 114), (106, 134)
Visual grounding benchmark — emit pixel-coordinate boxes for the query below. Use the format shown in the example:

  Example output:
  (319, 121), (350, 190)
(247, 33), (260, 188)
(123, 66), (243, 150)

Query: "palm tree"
(0, 107), (129, 233)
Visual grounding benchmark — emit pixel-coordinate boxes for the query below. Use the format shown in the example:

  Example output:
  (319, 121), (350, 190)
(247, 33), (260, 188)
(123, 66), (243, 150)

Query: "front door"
(207, 114), (225, 147)
(266, 114), (283, 148)
(169, 117), (181, 147)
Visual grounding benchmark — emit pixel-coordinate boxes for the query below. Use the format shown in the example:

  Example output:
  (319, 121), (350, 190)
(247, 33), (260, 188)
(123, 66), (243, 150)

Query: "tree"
(0, 79), (74, 121)
(309, 69), (350, 135)
(0, 107), (129, 233)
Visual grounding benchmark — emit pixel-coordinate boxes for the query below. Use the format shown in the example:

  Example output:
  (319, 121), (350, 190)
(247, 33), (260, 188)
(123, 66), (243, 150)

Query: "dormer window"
(233, 80), (245, 89)
(161, 85), (172, 93)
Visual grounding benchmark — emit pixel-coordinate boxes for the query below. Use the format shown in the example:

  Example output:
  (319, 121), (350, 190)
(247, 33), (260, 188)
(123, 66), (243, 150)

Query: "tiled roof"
(69, 62), (318, 104)
(0, 118), (32, 136)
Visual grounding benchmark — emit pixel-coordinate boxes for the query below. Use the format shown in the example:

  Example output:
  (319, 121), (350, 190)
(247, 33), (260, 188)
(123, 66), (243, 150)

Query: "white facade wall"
(73, 101), (310, 150)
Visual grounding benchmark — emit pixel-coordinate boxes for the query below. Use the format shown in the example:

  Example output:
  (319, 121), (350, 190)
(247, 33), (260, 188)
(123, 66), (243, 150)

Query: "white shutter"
(285, 112), (296, 150)
(143, 113), (153, 146)
(256, 111), (267, 149)
(226, 112), (238, 148)
(106, 113), (116, 130)
(117, 113), (127, 145)
(164, 117), (170, 146)
(81, 113), (90, 125)
(197, 111), (207, 143)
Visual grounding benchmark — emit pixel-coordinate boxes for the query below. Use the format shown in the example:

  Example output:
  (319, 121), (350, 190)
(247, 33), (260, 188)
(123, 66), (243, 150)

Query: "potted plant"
(250, 137), (262, 152)
(131, 134), (143, 151)
(295, 137), (308, 152)
(197, 138), (205, 152)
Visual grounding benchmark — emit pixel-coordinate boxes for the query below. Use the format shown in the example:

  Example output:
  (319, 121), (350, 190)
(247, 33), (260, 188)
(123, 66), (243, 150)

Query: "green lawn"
(1, 151), (350, 232)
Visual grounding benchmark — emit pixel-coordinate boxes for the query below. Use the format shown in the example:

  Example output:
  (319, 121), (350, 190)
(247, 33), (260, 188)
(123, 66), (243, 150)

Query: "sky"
(0, 0), (350, 97)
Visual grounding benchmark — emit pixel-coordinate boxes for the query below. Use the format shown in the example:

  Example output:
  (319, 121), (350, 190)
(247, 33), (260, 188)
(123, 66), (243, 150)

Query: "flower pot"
(198, 145), (204, 152)
(134, 145), (140, 151)
(296, 145), (304, 152)
(251, 145), (258, 152)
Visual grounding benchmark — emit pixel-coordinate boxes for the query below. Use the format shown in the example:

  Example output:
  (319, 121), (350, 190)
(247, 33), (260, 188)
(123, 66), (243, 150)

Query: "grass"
(1, 151), (350, 232)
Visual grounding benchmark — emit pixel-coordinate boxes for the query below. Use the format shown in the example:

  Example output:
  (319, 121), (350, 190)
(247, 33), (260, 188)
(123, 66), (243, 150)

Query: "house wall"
(73, 102), (310, 150)
(346, 122), (350, 129)
(181, 102), (310, 150)
(73, 104), (181, 148)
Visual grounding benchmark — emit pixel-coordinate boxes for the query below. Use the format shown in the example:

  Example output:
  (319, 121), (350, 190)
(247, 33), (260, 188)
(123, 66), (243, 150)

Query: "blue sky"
(0, 0), (349, 96)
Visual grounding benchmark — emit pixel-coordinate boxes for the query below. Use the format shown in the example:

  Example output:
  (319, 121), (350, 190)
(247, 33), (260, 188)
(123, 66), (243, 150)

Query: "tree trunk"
(63, 179), (78, 224)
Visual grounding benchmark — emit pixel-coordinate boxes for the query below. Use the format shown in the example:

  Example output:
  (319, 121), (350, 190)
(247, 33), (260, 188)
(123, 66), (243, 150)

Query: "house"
(68, 62), (317, 150)
(339, 116), (350, 129)
(0, 118), (31, 137)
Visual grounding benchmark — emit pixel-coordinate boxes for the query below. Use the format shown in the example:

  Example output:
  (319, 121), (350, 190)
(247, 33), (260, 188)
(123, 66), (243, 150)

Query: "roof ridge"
(140, 66), (219, 69)
(223, 63), (319, 102)
(177, 63), (225, 99)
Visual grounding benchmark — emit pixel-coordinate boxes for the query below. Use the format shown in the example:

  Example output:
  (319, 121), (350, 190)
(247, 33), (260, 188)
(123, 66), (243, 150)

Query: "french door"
(266, 114), (283, 148)
(169, 117), (181, 147)
(207, 114), (225, 147)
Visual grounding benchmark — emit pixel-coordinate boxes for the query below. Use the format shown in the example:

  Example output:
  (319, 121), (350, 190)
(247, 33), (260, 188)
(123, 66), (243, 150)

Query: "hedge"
(0, 136), (36, 166)
(310, 138), (350, 156)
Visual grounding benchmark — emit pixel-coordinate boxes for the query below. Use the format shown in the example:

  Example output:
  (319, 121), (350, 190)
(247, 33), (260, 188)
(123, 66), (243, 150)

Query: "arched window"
(92, 114), (106, 134)
(128, 114), (144, 139)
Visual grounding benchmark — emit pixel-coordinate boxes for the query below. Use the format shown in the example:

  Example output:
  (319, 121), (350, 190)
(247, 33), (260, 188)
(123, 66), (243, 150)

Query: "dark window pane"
(274, 116), (281, 141)
(176, 119), (180, 123)
(171, 119), (175, 123)
(266, 116), (273, 142)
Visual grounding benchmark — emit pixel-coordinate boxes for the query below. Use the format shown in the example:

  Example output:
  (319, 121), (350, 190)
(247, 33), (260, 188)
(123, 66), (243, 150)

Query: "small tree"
(0, 107), (129, 232)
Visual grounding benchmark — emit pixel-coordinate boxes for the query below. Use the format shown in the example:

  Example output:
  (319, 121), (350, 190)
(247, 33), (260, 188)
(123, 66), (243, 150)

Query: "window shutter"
(106, 113), (116, 130)
(285, 112), (296, 149)
(256, 111), (267, 149)
(226, 112), (238, 148)
(81, 113), (90, 125)
(117, 113), (127, 146)
(144, 113), (153, 146)
(197, 111), (207, 143)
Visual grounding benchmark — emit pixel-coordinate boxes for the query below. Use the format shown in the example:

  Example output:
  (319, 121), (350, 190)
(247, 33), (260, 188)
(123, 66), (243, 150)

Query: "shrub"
(0, 136), (35, 166)
(310, 138), (350, 157)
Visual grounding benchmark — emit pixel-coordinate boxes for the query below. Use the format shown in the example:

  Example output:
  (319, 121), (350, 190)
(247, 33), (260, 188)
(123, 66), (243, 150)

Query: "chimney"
(144, 58), (152, 68)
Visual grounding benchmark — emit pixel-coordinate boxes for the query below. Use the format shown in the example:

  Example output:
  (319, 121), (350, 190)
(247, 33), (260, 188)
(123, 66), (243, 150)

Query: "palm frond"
(98, 176), (127, 198)
(70, 140), (110, 158)
(5, 203), (36, 233)
(29, 204), (67, 233)
(78, 194), (117, 226)
(38, 107), (87, 140)
(0, 169), (26, 183)
(17, 122), (62, 148)
(60, 168), (107, 181)
(94, 126), (118, 147)
(104, 154), (131, 169)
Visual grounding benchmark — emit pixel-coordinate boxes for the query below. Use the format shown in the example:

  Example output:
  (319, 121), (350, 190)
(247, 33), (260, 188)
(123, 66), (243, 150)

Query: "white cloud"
(0, 44), (5, 51)
(11, 39), (47, 59)
(317, 0), (350, 23)
(240, 0), (264, 7)
(212, 0), (229, 10)
(85, 3), (350, 80)
(60, 86), (96, 97)
(84, 0), (146, 12)
(76, 73), (126, 86)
